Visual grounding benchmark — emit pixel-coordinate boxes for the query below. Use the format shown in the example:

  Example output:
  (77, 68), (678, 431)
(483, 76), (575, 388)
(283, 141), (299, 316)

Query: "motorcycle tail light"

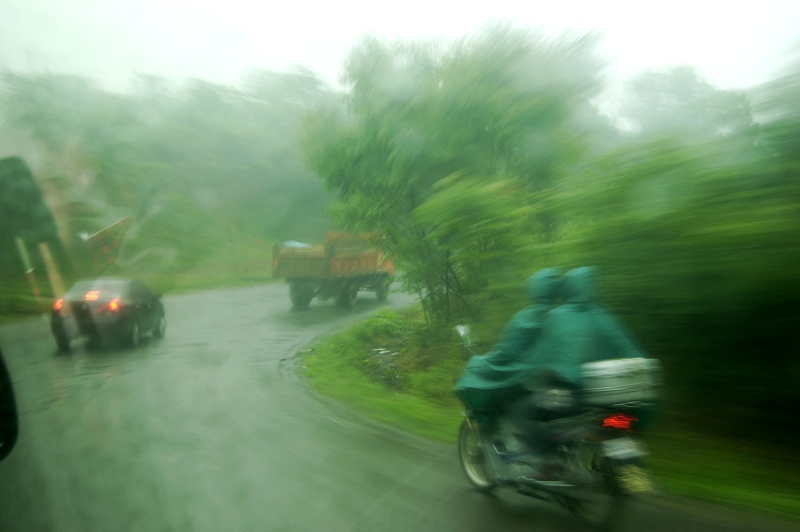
(603, 413), (638, 430)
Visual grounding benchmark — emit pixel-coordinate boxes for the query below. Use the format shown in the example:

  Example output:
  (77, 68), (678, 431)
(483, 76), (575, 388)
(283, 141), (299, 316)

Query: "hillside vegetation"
(0, 68), (336, 310)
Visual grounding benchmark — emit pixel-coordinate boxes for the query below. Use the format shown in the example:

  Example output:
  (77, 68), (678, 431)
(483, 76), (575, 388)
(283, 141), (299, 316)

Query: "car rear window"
(65, 280), (127, 300)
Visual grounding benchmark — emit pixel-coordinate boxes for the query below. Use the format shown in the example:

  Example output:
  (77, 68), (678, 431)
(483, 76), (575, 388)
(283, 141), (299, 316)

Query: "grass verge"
(300, 307), (800, 523)
(300, 307), (463, 442)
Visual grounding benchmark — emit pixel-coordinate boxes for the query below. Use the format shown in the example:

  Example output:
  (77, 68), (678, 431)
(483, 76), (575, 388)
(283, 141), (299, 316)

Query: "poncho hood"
(526, 267), (563, 304)
(562, 266), (595, 306)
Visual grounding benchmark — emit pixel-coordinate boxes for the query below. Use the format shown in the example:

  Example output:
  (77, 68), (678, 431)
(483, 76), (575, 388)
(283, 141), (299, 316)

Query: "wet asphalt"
(0, 284), (797, 532)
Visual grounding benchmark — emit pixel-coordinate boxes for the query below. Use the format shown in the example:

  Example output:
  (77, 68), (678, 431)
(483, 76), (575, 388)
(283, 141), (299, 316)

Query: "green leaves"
(300, 27), (604, 324)
(551, 104), (800, 424)
(414, 173), (530, 291)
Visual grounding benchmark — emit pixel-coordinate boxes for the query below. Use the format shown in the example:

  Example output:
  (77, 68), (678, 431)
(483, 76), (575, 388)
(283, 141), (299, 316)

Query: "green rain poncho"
(521, 266), (645, 387)
(454, 268), (563, 411)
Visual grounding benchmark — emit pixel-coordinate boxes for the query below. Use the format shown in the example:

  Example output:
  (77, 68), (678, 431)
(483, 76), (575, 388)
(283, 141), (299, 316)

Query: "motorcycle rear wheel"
(564, 452), (626, 530)
(458, 418), (497, 492)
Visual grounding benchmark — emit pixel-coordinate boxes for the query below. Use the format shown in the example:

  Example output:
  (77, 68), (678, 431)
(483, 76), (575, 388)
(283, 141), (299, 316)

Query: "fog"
(2, 0), (799, 94)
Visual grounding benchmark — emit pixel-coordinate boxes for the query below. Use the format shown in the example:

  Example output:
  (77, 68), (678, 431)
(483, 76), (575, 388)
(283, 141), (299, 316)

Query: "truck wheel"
(337, 282), (358, 308)
(375, 276), (391, 301)
(290, 282), (314, 310)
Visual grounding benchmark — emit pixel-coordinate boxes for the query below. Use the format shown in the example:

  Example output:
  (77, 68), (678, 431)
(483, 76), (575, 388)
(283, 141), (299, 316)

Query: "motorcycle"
(454, 325), (660, 529)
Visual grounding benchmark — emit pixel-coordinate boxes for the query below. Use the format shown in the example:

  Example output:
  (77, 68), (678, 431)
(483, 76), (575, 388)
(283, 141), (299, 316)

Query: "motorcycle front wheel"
(457, 418), (497, 492)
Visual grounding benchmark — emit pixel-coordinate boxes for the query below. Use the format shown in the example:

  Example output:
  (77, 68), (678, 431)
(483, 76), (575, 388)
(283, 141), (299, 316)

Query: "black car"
(51, 278), (166, 350)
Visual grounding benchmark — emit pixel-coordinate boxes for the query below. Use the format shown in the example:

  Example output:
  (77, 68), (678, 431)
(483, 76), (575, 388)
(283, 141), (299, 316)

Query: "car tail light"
(53, 298), (64, 312)
(85, 291), (100, 301)
(107, 298), (121, 312)
(603, 413), (638, 430)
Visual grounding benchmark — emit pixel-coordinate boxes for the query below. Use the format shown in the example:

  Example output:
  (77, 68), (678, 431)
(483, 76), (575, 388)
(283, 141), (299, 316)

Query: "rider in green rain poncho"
(453, 268), (563, 422)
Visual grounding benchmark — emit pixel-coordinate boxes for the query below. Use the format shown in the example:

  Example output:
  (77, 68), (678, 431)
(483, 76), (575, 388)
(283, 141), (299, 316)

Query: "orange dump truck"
(272, 232), (394, 309)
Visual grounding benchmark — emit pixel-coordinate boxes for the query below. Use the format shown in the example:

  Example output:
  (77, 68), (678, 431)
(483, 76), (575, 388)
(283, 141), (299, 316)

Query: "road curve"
(0, 284), (796, 531)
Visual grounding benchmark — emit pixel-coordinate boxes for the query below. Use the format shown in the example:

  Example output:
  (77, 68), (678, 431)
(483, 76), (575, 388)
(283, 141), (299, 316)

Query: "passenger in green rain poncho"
(508, 266), (650, 470)
(453, 268), (563, 424)
(520, 266), (645, 388)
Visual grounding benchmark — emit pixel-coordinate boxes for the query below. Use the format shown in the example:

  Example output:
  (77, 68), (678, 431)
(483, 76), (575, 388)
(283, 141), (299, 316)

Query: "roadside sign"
(82, 217), (133, 269)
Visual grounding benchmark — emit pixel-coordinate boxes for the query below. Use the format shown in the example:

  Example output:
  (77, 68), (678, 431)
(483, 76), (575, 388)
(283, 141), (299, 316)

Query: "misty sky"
(2, 0), (799, 94)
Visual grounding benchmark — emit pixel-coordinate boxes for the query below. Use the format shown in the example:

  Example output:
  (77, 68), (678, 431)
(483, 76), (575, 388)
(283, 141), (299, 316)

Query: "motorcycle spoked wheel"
(564, 444), (626, 530)
(457, 418), (498, 492)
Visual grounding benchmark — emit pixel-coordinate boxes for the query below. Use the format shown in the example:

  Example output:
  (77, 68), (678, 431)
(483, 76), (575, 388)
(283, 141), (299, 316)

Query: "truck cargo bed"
(272, 246), (328, 279)
(271, 231), (394, 309)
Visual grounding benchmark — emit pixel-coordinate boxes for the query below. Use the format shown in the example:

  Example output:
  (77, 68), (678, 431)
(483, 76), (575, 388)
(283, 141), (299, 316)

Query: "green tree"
(0, 156), (65, 305)
(301, 26), (604, 324)
(753, 51), (800, 195)
(552, 123), (800, 431)
(621, 66), (756, 143)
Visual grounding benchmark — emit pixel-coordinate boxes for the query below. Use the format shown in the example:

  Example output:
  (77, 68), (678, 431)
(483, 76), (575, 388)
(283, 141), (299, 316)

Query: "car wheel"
(129, 321), (141, 347)
(54, 333), (70, 352)
(153, 312), (166, 339)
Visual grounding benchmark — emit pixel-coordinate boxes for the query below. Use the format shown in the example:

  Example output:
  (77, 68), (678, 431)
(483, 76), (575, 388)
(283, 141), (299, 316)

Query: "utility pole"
(14, 237), (40, 298)
(39, 242), (65, 298)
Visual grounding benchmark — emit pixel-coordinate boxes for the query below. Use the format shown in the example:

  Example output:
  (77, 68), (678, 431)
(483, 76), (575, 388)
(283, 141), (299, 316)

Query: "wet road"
(0, 284), (797, 531)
